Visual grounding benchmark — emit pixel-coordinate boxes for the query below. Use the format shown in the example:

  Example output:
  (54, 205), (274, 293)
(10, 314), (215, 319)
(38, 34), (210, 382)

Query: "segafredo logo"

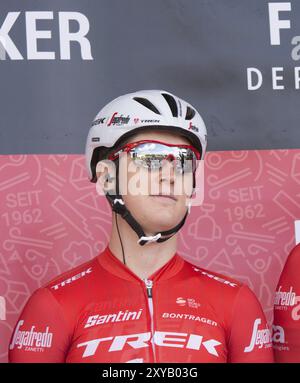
(244, 318), (272, 352)
(247, 2), (300, 90)
(188, 122), (199, 133)
(292, 295), (300, 320)
(9, 320), (53, 351)
(272, 324), (290, 352)
(176, 297), (186, 306)
(274, 286), (296, 308)
(272, 324), (285, 344)
(107, 113), (130, 126)
(0, 11), (93, 60)
(51, 267), (92, 290)
(77, 331), (222, 358)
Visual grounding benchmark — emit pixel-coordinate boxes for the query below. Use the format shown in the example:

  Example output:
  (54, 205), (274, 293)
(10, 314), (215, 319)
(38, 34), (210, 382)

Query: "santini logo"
(84, 309), (143, 328)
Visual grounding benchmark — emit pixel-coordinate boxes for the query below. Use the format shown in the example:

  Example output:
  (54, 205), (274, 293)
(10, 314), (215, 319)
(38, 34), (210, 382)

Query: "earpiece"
(105, 173), (114, 183)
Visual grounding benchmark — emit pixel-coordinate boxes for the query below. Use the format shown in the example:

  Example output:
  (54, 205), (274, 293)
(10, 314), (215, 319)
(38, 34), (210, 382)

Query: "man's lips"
(150, 194), (177, 201)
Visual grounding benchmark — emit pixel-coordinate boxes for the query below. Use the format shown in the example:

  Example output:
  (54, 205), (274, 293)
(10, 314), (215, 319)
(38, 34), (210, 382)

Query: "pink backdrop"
(1, 149), (300, 362)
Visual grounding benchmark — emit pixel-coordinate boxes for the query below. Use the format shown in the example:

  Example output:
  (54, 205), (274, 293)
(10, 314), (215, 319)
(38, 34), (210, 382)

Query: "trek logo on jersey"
(77, 331), (222, 358)
(51, 267), (92, 290)
(175, 297), (201, 309)
(107, 112), (130, 126)
(274, 286), (297, 309)
(84, 309), (143, 328)
(192, 267), (238, 288)
(9, 320), (53, 352)
(244, 318), (272, 353)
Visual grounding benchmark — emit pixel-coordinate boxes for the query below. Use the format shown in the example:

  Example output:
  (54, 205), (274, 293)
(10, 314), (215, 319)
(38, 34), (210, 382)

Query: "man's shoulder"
(287, 242), (300, 264)
(42, 256), (99, 293)
(182, 258), (243, 290)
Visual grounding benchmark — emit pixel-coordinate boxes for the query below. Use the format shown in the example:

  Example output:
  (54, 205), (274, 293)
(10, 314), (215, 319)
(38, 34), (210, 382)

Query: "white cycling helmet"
(85, 89), (207, 182)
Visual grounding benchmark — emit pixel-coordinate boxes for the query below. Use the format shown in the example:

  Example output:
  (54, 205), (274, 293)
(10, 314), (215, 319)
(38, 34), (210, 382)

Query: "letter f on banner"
(268, 2), (291, 45)
(0, 296), (6, 320)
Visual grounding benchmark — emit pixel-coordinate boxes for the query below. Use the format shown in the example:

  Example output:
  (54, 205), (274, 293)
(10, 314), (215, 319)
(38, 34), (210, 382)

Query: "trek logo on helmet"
(92, 117), (106, 126)
(141, 119), (161, 124)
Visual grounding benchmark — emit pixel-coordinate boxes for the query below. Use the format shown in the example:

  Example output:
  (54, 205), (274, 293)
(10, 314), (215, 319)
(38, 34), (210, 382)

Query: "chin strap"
(105, 160), (193, 246)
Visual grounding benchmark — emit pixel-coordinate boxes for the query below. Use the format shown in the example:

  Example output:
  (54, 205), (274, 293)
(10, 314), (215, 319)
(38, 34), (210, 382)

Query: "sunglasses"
(108, 140), (201, 174)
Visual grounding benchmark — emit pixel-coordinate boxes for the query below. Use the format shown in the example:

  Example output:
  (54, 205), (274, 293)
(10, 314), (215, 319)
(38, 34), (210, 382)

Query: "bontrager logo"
(244, 318), (272, 353)
(77, 331), (222, 358)
(51, 267), (92, 290)
(9, 320), (53, 351)
(85, 309), (143, 328)
(274, 286), (296, 308)
(162, 313), (218, 327)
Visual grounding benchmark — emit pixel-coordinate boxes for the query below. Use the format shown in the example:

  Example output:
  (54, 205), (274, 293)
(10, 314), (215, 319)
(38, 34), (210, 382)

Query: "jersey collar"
(97, 245), (184, 283)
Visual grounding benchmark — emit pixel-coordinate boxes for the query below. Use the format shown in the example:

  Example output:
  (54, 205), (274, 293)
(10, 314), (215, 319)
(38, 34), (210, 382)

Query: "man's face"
(116, 130), (195, 235)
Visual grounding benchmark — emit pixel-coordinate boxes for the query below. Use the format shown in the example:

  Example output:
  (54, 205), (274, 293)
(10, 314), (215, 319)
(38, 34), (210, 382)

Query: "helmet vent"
(185, 106), (196, 120)
(162, 93), (178, 117)
(133, 97), (161, 115)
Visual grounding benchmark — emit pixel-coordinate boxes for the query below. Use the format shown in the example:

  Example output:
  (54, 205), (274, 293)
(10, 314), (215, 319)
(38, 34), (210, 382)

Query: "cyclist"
(9, 90), (274, 363)
(273, 243), (300, 362)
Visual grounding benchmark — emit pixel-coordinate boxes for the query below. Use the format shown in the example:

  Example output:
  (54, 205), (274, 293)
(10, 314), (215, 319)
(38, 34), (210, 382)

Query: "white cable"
(137, 233), (162, 245)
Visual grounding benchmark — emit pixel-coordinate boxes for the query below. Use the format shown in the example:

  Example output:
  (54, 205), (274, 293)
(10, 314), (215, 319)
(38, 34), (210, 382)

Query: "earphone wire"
(115, 213), (126, 265)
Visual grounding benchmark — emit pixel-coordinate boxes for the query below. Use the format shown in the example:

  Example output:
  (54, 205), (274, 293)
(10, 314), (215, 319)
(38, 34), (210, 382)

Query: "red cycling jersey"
(273, 243), (300, 362)
(9, 246), (274, 363)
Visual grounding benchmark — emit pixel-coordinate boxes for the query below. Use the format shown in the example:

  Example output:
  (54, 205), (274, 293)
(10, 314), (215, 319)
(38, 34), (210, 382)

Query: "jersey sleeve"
(273, 244), (300, 362)
(227, 285), (274, 363)
(9, 287), (71, 363)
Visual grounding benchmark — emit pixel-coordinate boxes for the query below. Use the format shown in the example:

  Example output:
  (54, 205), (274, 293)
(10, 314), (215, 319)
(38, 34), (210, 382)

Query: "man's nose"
(159, 158), (175, 184)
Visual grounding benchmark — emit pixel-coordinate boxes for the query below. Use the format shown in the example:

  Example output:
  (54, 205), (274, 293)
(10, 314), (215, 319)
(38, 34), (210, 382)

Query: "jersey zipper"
(143, 278), (156, 362)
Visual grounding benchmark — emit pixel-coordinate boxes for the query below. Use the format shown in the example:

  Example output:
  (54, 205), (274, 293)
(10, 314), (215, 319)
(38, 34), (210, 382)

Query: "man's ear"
(95, 160), (116, 195)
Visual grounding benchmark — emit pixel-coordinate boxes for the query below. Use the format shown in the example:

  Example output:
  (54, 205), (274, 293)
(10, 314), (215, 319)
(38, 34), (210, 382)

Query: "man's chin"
(143, 215), (185, 234)
(149, 195), (178, 205)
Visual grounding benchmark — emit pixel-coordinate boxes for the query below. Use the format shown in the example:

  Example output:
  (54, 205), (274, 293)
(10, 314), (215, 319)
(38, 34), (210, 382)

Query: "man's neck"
(108, 214), (178, 280)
